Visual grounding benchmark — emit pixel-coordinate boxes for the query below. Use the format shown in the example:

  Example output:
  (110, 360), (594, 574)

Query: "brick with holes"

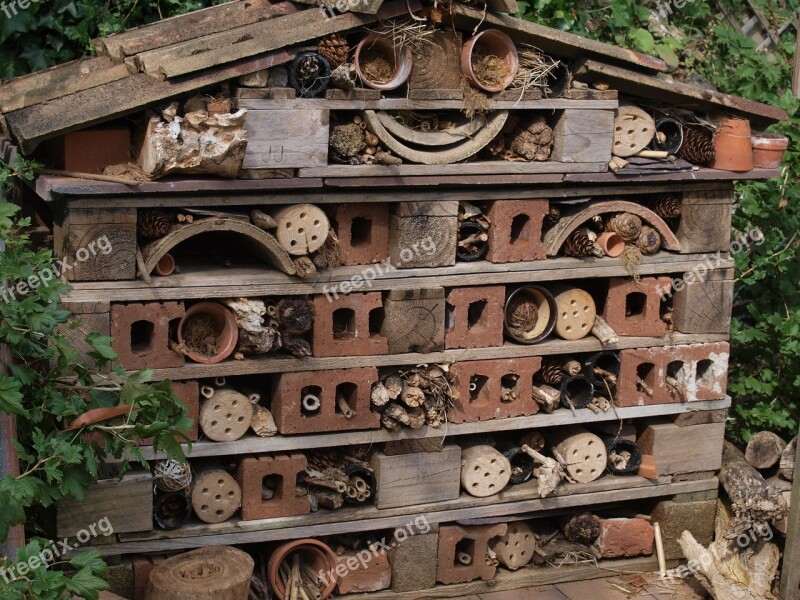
(328, 203), (389, 266)
(437, 523), (507, 584)
(236, 454), (311, 520)
(445, 286), (505, 349)
(271, 367), (381, 434)
(312, 293), (388, 357)
(110, 302), (184, 370)
(449, 358), (541, 423)
(485, 200), (549, 263)
(602, 276), (671, 337)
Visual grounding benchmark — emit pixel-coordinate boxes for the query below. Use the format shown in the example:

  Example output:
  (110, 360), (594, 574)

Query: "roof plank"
(95, 0), (285, 62)
(134, 0), (418, 80)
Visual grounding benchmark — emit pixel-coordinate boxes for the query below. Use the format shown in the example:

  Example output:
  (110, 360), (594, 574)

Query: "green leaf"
(628, 28), (655, 53)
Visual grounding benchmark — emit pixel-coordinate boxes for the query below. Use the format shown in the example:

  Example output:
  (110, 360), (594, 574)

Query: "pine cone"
(543, 206), (560, 230)
(539, 359), (564, 385)
(563, 228), (595, 257)
(510, 116), (554, 161)
(138, 209), (172, 239)
(318, 33), (350, 69)
(637, 226), (662, 255)
(607, 213), (643, 241)
(680, 127), (715, 165)
(652, 194), (682, 220)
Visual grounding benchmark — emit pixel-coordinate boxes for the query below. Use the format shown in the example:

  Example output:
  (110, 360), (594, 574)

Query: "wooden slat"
(96, 478), (716, 556)
(60, 253), (734, 303)
(564, 168), (781, 184)
(236, 98), (619, 110)
(128, 332), (729, 382)
(122, 398), (732, 462)
(794, 24), (800, 98)
(297, 162), (609, 178)
(780, 422), (800, 600)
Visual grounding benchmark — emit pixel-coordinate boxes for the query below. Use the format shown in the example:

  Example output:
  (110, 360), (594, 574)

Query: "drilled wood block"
(371, 445), (461, 509)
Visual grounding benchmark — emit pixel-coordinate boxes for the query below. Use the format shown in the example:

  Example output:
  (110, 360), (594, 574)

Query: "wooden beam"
(781, 422), (800, 600)
(793, 21), (800, 98)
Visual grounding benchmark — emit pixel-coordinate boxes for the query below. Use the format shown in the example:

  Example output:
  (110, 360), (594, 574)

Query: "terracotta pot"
(712, 118), (753, 172)
(461, 29), (519, 92)
(354, 35), (412, 91)
(154, 253), (175, 277)
(267, 539), (338, 600)
(65, 405), (137, 431)
(752, 133), (789, 169)
(503, 285), (557, 344)
(596, 232), (625, 258)
(177, 301), (239, 365)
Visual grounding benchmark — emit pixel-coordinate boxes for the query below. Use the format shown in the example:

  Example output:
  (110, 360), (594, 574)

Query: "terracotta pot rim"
(154, 253), (176, 277)
(596, 231), (625, 258)
(504, 285), (557, 344)
(751, 133), (789, 150)
(177, 301), (239, 364)
(461, 29), (519, 93)
(354, 34), (413, 91)
(268, 539), (338, 600)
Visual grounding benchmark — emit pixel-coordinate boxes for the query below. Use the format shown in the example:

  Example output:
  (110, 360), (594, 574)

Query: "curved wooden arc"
(544, 200), (681, 256)
(364, 109), (508, 165)
(141, 218), (296, 277)
(376, 111), (488, 147)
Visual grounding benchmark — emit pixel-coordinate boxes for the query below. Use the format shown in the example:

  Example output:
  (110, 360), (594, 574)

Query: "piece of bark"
(745, 431), (787, 470)
(519, 431), (546, 452)
(719, 441), (789, 539)
(223, 298), (279, 355)
(591, 315), (619, 344)
(780, 436), (797, 481)
(293, 256), (317, 279)
(561, 513), (601, 545)
(251, 209), (278, 230)
(250, 405), (278, 437)
(531, 384), (560, 413)
(371, 382), (391, 408)
(382, 403), (411, 427)
(384, 375), (403, 400)
(400, 384), (425, 408)
(283, 336), (311, 358)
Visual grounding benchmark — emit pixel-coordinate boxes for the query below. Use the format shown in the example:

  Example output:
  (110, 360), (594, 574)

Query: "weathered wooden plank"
(134, 0), (416, 80)
(563, 167), (780, 183)
(638, 422), (726, 476)
(6, 51), (295, 153)
(236, 98), (618, 110)
(0, 56), (129, 113)
(298, 161), (609, 177)
(122, 398), (731, 462)
(780, 423), (800, 600)
(97, 478), (716, 556)
(371, 446), (462, 509)
(95, 0), (288, 61)
(676, 190), (734, 253)
(59, 253), (735, 303)
(243, 109), (329, 169)
(672, 269), (734, 335)
(572, 59), (788, 127)
(550, 109), (614, 163)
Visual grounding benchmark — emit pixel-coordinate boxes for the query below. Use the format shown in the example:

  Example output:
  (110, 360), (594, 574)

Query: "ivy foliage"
(520, 0), (800, 442)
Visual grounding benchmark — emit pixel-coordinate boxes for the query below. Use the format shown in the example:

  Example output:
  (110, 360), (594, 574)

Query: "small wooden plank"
(780, 423), (800, 600)
(550, 109), (614, 163)
(0, 56), (129, 113)
(96, 479), (715, 556)
(673, 408), (728, 427)
(638, 422), (726, 476)
(563, 167), (781, 184)
(298, 162), (608, 177)
(408, 31), (463, 96)
(371, 446), (462, 509)
(676, 196), (733, 253)
(672, 269), (734, 335)
(236, 98), (618, 110)
(57, 471), (153, 537)
(243, 109), (329, 169)
(122, 398), (731, 462)
(95, 0), (286, 61)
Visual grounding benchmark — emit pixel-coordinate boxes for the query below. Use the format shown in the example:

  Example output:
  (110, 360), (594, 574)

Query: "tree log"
(745, 431), (787, 470)
(780, 436), (797, 481)
(146, 546), (253, 600)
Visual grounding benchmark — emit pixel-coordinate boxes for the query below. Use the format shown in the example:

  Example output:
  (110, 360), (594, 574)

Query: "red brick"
(236, 453), (311, 520)
(602, 277), (671, 337)
(335, 549), (392, 594)
(110, 302), (184, 370)
(172, 381), (200, 442)
(64, 127), (131, 174)
(485, 200), (549, 263)
(437, 523), (507, 585)
(450, 358), (541, 423)
(328, 203), (389, 266)
(312, 293), (388, 357)
(595, 518), (654, 558)
(271, 367), (381, 434)
(133, 555), (167, 600)
(445, 286), (505, 349)
(616, 342), (729, 407)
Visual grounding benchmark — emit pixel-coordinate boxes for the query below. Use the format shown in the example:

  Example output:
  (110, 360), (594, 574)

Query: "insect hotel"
(0, 0), (790, 598)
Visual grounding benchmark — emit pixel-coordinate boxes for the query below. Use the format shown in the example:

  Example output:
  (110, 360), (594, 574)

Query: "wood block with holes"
(450, 357), (541, 423)
(672, 270), (734, 334)
(676, 189), (734, 253)
(551, 109), (614, 163)
(242, 108), (329, 169)
(371, 445), (461, 509)
(236, 454), (311, 520)
(110, 301), (184, 370)
(548, 426), (607, 483)
(602, 277), (670, 337)
(408, 31), (463, 100)
(484, 200), (548, 263)
(381, 288), (445, 354)
(445, 286), (505, 349)
(57, 470), (152, 537)
(327, 203), (389, 266)
(53, 206), (136, 281)
(437, 524), (507, 585)
(312, 292), (388, 357)
(271, 367), (381, 434)
(57, 302), (111, 373)
(389, 202), (457, 268)
(637, 421), (726, 475)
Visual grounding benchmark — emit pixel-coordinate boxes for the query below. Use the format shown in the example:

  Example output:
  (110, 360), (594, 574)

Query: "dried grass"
(511, 45), (562, 92)
(360, 48), (393, 83)
(460, 77), (491, 119)
(183, 314), (218, 357)
(472, 51), (509, 89)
